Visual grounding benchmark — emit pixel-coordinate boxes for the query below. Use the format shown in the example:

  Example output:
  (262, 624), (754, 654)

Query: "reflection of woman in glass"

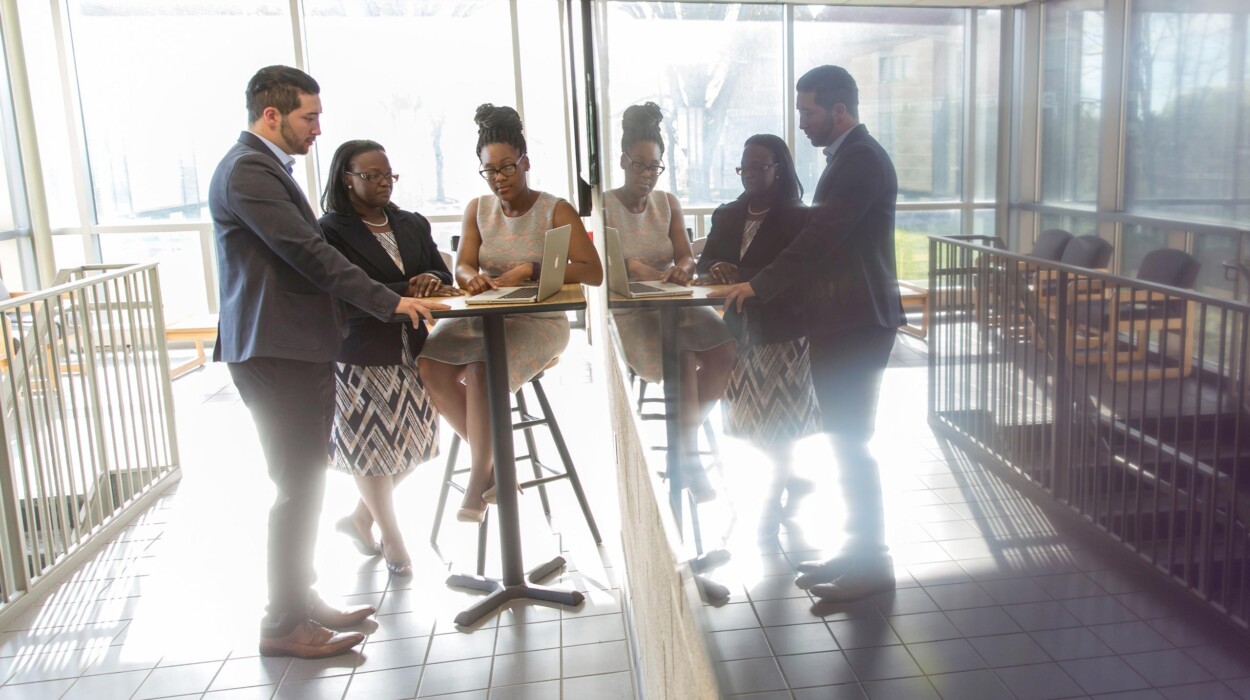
(697, 134), (819, 532)
(606, 102), (735, 502)
(418, 104), (602, 523)
(320, 140), (460, 576)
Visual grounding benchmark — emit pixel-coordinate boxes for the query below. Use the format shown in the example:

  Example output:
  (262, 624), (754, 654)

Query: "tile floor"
(0, 329), (634, 699)
(3, 328), (1249, 700)
(676, 334), (1250, 699)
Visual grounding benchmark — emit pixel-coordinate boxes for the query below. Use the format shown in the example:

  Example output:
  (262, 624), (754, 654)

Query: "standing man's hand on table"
(395, 297), (449, 327)
(709, 281), (757, 313)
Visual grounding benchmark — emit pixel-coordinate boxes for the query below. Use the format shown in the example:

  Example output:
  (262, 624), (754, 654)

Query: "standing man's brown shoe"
(309, 597), (376, 629)
(259, 620), (364, 658)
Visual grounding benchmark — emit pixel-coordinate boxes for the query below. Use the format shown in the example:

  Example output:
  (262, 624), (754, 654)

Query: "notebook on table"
(464, 225), (572, 305)
(604, 227), (694, 298)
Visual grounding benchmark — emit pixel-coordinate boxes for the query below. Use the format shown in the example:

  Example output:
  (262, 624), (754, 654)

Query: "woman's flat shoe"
(335, 516), (380, 556)
(482, 483), (523, 505)
(456, 507), (486, 524)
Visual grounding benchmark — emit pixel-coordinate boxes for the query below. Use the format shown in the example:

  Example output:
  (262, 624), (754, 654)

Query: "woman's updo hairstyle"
(474, 103), (526, 157)
(621, 102), (664, 156)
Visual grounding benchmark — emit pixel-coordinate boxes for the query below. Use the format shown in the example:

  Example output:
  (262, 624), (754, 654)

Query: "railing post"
(1051, 268), (1071, 501)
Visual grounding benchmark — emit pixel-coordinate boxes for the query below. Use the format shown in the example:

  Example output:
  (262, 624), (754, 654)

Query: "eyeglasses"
(626, 158), (665, 176)
(735, 163), (779, 176)
(479, 162), (520, 180)
(348, 171), (399, 184)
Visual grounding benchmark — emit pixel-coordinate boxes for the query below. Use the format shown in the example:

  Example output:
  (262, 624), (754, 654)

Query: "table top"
(607, 284), (733, 310)
(393, 284), (587, 322)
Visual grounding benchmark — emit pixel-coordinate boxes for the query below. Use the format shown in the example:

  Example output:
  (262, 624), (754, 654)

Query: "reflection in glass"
(605, 103), (735, 504)
(604, 4), (784, 207)
(69, 2), (293, 223)
(1040, 0), (1103, 207)
(695, 135), (819, 537)
(1125, 5), (1247, 225)
(795, 7), (965, 203)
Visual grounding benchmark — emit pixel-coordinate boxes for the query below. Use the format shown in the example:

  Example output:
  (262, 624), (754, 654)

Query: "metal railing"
(928, 236), (1250, 629)
(0, 263), (179, 612)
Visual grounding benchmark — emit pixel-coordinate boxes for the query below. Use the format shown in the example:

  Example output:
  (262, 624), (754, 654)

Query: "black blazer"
(698, 200), (807, 345)
(749, 124), (903, 337)
(209, 132), (401, 363)
(320, 209), (452, 366)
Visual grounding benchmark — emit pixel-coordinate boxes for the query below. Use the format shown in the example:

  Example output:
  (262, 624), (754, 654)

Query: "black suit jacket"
(749, 124), (902, 337)
(320, 210), (452, 366)
(209, 131), (400, 363)
(698, 200), (807, 345)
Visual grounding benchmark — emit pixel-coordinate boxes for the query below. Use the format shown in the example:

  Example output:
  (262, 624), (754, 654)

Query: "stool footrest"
(519, 473), (567, 490)
(513, 418), (546, 430)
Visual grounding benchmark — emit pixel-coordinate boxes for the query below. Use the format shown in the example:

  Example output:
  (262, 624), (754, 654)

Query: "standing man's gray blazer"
(210, 131), (401, 363)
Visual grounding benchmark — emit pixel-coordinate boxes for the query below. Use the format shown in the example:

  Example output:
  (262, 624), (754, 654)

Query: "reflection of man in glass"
(713, 65), (903, 602)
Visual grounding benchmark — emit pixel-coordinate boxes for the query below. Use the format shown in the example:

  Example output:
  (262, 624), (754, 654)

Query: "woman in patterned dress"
(319, 140), (460, 575)
(696, 134), (820, 532)
(606, 102), (736, 503)
(418, 104), (602, 523)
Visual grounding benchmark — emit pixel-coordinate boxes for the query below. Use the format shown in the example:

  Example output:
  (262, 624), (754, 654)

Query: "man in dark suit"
(210, 65), (446, 658)
(714, 65), (902, 602)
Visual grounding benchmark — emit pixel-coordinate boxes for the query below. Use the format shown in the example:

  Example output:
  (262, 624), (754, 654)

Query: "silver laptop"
(604, 227), (693, 298)
(465, 225), (571, 304)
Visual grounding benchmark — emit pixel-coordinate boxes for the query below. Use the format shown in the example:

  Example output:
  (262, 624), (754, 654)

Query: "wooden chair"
(898, 281), (929, 339)
(1070, 249), (1201, 381)
(165, 314), (218, 379)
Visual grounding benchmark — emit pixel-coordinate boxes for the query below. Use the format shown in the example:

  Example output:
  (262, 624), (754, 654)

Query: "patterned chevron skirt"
(725, 336), (821, 446)
(330, 344), (439, 477)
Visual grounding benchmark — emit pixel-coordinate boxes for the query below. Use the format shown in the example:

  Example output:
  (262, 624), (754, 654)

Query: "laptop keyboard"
(629, 282), (666, 294)
(499, 286), (539, 300)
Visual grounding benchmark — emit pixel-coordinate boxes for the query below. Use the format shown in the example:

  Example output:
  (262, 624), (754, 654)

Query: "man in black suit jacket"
(715, 65), (902, 603)
(210, 66), (445, 658)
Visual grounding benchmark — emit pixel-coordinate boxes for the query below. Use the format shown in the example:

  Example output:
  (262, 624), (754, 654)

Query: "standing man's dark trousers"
(228, 357), (335, 638)
(808, 324), (896, 557)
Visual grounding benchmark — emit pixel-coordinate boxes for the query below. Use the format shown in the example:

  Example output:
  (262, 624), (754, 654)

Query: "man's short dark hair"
(796, 65), (859, 120)
(246, 66), (320, 123)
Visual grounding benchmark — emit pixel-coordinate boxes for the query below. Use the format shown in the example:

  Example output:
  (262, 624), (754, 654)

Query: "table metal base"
(446, 555), (584, 627)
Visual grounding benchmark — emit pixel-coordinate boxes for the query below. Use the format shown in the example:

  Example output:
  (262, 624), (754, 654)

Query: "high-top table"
(608, 285), (730, 532)
(411, 284), (588, 627)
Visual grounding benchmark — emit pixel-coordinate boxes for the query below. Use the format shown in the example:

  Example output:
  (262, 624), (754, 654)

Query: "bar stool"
(430, 360), (602, 575)
(632, 372), (723, 475)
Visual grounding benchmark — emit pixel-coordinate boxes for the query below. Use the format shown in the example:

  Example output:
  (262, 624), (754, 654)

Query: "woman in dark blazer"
(319, 139), (459, 576)
(696, 134), (820, 534)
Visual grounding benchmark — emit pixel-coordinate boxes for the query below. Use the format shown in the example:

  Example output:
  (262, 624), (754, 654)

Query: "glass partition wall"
(1021, 0), (1250, 304)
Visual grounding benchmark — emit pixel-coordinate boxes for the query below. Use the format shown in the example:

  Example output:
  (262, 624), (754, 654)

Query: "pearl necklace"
(747, 202), (771, 217)
(362, 211), (390, 228)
